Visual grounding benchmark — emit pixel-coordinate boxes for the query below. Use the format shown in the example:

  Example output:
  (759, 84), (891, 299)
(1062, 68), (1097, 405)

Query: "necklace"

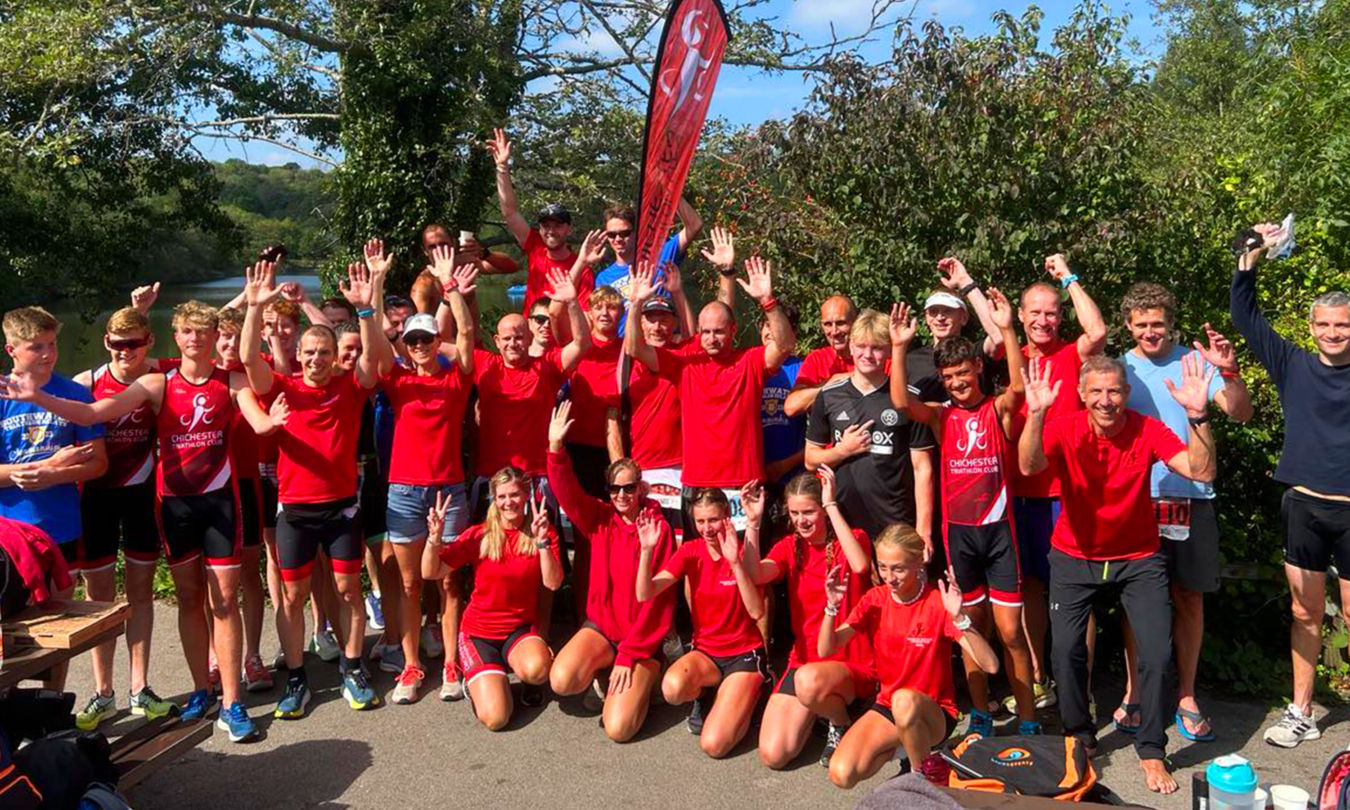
(894, 573), (927, 606)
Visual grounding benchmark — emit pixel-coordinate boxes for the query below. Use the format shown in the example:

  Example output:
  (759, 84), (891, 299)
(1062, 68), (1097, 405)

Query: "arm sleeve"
(657, 541), (690, 580)
(1230, 267), (1293, 388)
(796, 351), (827, 388)
(843, 590), (876, 635)
(545, 449), (601, 537)
(616, 516), (678, 667)
(909, 419), (935, 451)
(763, 539), (793, 584)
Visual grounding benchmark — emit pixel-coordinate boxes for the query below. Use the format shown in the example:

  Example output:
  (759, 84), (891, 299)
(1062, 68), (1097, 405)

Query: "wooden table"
(0, 601), (127, 689)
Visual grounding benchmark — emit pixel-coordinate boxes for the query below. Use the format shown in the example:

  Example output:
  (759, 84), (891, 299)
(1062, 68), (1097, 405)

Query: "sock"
(340, 655), (362, 675)
(288, 666), (308, 687)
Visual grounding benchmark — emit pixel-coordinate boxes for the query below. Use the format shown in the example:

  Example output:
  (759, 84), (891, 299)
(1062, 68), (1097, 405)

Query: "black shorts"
(259, 470), (279, 530)
(157, 488), (242, 568)
(773, 663), (879, 704)
(582, 620), (620, 654)
(945, 521), (1022, 606)
(697, 646), (774, 684)
(1157, 497), (1221, 593)
(358, 457), (388, 542)
(869, 702), (959, 740)
(1282, 489), (1350, 577)
(81, 481), (159, 568)
(457, 623), (542, 684)
(235, 477), (264, 549)
(276, 498), (363, 582)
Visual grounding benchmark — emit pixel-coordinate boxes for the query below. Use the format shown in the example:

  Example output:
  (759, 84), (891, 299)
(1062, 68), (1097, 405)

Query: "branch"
(213, 10), (359, 55)
(577, 0), (652, 82)
(194, 113), (341, 127)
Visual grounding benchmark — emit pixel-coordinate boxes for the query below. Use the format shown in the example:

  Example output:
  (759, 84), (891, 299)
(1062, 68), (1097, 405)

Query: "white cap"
(924, 291), (966, 311)
(401, 313), (439, 340)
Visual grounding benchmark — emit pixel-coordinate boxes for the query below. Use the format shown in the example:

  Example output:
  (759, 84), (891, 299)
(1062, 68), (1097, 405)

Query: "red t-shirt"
(213, 359), (262, 479)
(472, 348), (567, 477)
(383, 364), (473, 485)
(521, 229), (589, 316)
(1011, 337), (1084, 498)
(659, 540), (762, 657)
(628, 339), (694, 469)
(270, 371), (368, 504)
(796, 346), (852, 388)
(665, 345), (769, 487)
(766, 529), (875, 670)
(1042, 410), (1186, 560)
(567, 334), (622, 447)
(439, 523), (560, 638)
(845, 584), (962, 714)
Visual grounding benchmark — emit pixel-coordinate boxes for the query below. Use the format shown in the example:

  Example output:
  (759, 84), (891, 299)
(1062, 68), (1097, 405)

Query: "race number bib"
(640, 467), (683, 512)
(1154, 497), (1191, 541)
(722, 488), (747, 533)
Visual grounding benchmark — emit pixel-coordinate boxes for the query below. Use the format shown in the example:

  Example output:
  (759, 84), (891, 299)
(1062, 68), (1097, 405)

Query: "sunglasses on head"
(607, 482), (638, 495)
(606, 228), (633, 240)
(530, 314), (550, 325)
(107, 337), (150, 351)
(404, 333), (436, 347)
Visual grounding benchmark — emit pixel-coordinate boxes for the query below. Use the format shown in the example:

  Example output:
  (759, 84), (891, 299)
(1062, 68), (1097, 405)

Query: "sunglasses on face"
(607, 482), (638, 495)
(107, 338), (150, 351)
(606, 229), (633, 240)
(530, 314), (550, 325)
(404, 333), (436, 347)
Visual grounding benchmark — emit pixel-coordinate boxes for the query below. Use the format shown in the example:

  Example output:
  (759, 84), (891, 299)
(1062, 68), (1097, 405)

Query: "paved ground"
(56, 605), (1338, 809)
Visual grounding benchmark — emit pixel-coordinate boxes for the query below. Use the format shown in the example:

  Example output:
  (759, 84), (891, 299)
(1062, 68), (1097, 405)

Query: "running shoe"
(581, 678), (605, 713)
(244, 654), (274, 692)
(309, 629), (341, 663)
(365, 593), (385, 630)
(373, 644), (406, 674)
(1018, 719), (1044, 735)
(75, 692), (116, 731)
(180, 688), (220, 721)
(1002, 680), (1057, 714)
(967, 709), (994, 738)
(392, 665), (425, 705)
(686, 695), (708, 736)
(820, 722), (847, 767)
(918, 753), (951, 785)
(520, 683), (544, 708)
(217, 701), (259, 743)
(420, 625), (444, 658)
(440, 663), (465, 702)
(207, 651), (222, 693)
(129, 686), (177, 720)
(342, 669), (381, 710)
(1264, 703), (1321, 748)
(274, 678), (312, 719)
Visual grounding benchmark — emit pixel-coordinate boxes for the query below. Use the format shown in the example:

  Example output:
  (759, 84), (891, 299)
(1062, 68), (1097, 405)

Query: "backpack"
(1318, 749), (1350, 810)
(77, 783), (133, 810)
(942, 734), (1098, 802)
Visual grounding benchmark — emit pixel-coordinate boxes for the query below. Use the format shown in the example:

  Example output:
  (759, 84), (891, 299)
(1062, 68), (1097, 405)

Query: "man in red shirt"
(626, 257), (795, 538)
(486, 128), (590, 316)
(1018, 354), (1215, 796)
(784, 295), (856, 417)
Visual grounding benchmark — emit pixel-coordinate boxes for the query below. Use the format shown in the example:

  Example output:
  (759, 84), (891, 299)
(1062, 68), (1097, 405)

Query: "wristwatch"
(952, 613), (973, 632)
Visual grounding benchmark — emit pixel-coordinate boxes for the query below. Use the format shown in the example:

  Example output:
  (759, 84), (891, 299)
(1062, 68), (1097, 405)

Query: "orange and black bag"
(943, 734), (1098, 802)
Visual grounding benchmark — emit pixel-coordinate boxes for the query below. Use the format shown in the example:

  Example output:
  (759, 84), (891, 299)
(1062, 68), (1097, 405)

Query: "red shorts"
(456, 624), (541, 686)
(773, 660), (879, 704)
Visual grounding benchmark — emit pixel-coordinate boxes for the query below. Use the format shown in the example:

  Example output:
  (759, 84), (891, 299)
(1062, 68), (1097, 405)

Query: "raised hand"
(889, 303), (918, 347)
(938, 257), (973, 291)
(1024, 358), (1061, 415)
(939, 568), (964, 620)
(1044, 253), (1072, 282)
(279, 281), (306, 303)
(268, 392), (291, 428)
(824, 565), (846, 610)
(663, 262), (684, 294)
(699, 226), (735, 271)
(546, 267), (576, 303)
(577, 229), (607, 266)
(426, 488), (449, 543)
(740, 480), (764, 528)
(451, 262), (480, 296)
(987, 287), (1014, 329)
(737, 255), (774, 302)
(635, 510), (661, 552)
(1193, 323), (1237, 373)
(487, 127), (512, 168)
(818, 463), (837, 505)
(363, 238), (393, 279)
(430, 244), (458, 288)
(455, 238), (484, 266)
(630, 261), (659, 303)
(716, 518), (742, 563)
(130, 282), (160, 312)
(548, 401), (574, 445)
(837, 421), (874, 456)
(530, 490), (552, 542)
(244, 260), (281, 308)
(1165, 350), (1216, 419)
(339, 262), (375, 309)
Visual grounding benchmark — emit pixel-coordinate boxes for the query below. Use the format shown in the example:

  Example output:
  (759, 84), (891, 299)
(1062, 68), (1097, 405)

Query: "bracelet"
(717, 267), (736, 277)
(952, 613), (973, 632)
(824, 604), (840, 617)
(1188, 413), (1211, 427)
(1059, 274), (1079, 289)
(535, 539), (551, 550)
(822, 501), (838, 509)
(1220, 368), (1241, 380)
(356, 307), (375, 319)
(958, 281), (980, 296)
(760, 296), (779, 312)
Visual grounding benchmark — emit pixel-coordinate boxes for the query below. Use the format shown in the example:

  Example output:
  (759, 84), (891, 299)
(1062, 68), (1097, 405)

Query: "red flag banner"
(635, 0), (730, 271)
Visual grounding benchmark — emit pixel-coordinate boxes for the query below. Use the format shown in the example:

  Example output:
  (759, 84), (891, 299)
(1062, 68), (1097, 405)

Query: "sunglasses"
(107, 337), (150, 351)
(404, 333), (436, 347)
(606, 229), (633, 240)
(607, 482), (638, 495)
(530, 314), (550, 325)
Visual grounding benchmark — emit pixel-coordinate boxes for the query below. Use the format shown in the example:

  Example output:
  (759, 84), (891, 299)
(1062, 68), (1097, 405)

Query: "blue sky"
(202, 0), (1163, 167)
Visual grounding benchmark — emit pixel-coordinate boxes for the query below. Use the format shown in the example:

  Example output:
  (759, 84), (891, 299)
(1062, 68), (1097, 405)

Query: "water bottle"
(1207, 754), (1261, 810)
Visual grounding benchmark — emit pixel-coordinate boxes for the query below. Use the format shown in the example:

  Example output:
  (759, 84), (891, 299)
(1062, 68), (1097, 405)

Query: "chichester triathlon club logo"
(956, 416), (988, 456)
(659, 9), (714, 114)
(993, 747), (1034, 767)
(181, 393), (216, 432)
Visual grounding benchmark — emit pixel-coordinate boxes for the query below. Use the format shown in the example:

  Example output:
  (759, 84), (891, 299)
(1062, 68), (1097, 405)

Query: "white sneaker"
(308, 629), (340, 663)
(1265, 703), (1321, 748)
(440, 664), (465, 702)
(420, 625), (444, 658)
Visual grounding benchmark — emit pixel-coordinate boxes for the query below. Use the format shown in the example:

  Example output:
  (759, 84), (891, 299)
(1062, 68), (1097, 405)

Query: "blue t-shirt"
(0, 374), (103, 543)
(1122, 346), (1224, 500)
(593, 233), (685, 336)
(762, 356), (806, 486)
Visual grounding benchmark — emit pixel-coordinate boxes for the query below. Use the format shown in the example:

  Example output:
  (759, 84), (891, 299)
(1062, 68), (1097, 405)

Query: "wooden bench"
(109, 715), (213, 790)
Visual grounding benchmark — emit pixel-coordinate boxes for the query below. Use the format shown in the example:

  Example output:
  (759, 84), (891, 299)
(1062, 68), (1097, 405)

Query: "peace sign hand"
(529, 488), (552, 541)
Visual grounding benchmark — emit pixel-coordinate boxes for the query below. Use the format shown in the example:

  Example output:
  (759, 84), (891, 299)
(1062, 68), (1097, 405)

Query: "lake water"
(51, 273), (517, 376)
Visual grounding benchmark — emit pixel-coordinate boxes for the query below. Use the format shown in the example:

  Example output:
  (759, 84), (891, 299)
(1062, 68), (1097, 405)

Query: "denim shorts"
(386, 483), (468, 544)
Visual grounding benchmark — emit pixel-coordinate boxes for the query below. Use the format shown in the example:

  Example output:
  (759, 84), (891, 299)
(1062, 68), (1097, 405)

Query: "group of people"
(0, 128), (1345, 797)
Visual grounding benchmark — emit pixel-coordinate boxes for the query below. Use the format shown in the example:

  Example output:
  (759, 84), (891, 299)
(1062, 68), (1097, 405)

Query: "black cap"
(642, 297), (676, 316)
(537, 203), (571, 225)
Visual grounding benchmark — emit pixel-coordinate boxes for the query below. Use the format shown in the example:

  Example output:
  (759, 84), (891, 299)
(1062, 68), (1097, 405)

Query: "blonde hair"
(216, 306), (244, 333)
(848, 309), (889, 347)
(606, 458), (642, 487)
(481, 467), (540, 561)
(875, 523), (925, 563)
(589, 286), (623, 310)
(172, 300), (219, 331)
(687, 487), (730, 517)
(106, 307), (150, 337)
(3, 307), (60, 344)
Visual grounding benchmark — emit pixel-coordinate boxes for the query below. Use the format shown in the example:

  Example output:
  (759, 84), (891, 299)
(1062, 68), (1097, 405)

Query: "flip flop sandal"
(1113, 702), (1141, 734)
(1175, 706), (1216, 742)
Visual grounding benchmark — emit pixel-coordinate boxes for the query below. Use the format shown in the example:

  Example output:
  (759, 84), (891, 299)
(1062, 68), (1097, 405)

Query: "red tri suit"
(87, 363), (156, 489)
(157, 366), (234, 497)
(844, 584), (963, 717)
(940, 398), (1012, 526)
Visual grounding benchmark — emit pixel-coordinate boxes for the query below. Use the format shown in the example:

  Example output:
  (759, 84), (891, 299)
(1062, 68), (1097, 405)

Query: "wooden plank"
(3, 600), (129, 649)
(113, 718), (213, 791)
(0, 624), (124, 689)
